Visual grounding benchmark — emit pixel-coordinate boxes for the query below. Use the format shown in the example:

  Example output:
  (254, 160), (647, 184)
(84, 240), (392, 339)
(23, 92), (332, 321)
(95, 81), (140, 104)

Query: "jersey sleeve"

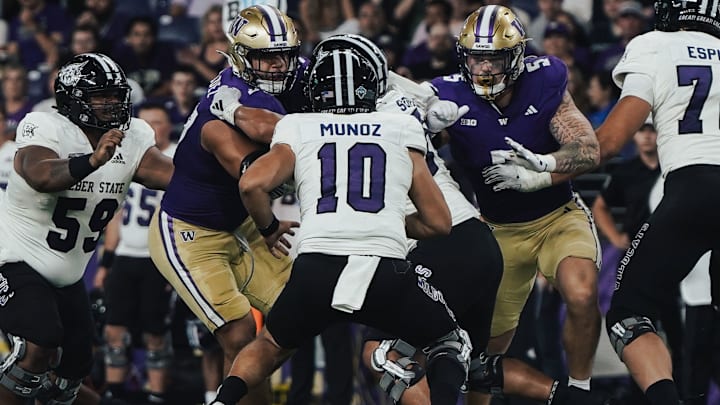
(612, 33), (659, 89)
(15, 112), (60, 154)
(271, 114), (301, 152)
(401, 115), (427, 154)
(127, 118), (159, 172)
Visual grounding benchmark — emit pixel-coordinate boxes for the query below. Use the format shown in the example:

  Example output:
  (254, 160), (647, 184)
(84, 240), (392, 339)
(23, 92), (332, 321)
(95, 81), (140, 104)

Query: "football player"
(597, 1), (720, 404)
(427, 5), (602, 404)
(96, 103), (177, 404)
(0, 53), (173, 405)
(146, 5), (299, 405)
(211, 46), (472, 405)
(317, 34), (611, 405)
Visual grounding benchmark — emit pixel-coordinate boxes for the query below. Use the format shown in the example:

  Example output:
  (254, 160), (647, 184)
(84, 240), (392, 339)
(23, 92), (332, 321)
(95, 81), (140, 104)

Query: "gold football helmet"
(456, 5), (527, 100)
(222, 4), (300, 94)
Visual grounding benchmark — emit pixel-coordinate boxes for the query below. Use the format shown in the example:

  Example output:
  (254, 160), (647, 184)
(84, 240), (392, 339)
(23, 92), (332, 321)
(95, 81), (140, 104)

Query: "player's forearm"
(22, 158), (90, 193)
(549, 136), (599, 174)
(233, 106), (282, 144)
(549, 93), (600, 173)
(405, 211), (451, 239)
(239, 185), (275, 229)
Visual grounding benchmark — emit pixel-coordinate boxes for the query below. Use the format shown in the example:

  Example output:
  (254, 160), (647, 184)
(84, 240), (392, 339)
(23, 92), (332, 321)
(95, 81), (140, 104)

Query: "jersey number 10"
(316, 142), (386, 214)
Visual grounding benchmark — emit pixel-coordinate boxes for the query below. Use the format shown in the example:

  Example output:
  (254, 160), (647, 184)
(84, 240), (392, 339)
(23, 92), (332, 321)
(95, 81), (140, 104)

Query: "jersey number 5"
(317, 142), (387, 214)
(47, 197), (119, 253)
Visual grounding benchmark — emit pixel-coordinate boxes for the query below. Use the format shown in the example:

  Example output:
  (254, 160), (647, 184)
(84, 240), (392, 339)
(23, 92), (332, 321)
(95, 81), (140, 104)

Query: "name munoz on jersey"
(272, 111), (427, 259)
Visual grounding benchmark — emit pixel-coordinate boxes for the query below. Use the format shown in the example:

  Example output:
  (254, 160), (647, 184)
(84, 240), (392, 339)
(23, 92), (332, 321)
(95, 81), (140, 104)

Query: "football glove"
(210, 85), (243, 124)
(482, 163), (552, 192)
(425, 99), (470, 133)
(502, 136), (557, 172)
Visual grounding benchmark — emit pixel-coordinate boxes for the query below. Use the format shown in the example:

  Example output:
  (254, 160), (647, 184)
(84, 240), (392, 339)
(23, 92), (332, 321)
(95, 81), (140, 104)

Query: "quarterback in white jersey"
(598, 2), (720, 403)
(210, 48), (475, 405)
(0, 53), (173, 405)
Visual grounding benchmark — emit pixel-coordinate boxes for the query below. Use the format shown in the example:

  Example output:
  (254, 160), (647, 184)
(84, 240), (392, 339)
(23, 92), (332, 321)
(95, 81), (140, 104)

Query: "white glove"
(482, 163), (552, 192)
(503, 136), (557, 172)
(425, 99), (470, 133)
(210, 85), (243, 124)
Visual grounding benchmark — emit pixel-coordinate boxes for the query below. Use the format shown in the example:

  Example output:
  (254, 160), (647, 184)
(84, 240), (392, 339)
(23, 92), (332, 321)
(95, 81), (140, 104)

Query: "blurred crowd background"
(0, 0), (716, 404)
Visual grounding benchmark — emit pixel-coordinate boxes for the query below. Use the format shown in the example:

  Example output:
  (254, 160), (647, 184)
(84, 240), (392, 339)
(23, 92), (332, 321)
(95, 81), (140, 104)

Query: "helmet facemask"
(459, 43), (525, 101)
(55, 53), (133, 131)
(223, 5), (301, 95)
(456, 5), (527, 101)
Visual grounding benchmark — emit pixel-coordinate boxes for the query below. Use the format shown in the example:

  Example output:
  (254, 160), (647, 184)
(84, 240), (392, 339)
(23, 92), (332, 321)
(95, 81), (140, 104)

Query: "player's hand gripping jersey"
(161, 68), (286, 232)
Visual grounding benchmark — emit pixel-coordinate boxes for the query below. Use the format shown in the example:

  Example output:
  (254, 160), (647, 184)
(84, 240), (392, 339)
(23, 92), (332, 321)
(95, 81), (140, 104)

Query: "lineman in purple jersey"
(429, 5), (602, 404)
(147, 5), (300, 405)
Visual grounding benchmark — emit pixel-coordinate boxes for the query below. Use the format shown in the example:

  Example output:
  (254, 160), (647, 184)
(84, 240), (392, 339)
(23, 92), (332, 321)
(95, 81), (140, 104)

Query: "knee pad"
(467, 353), (504, 395)
(0, 335), (48, 398)
(36, 377), (82, 405)
(103, 332), (130, 368)
(424, 328), (472, 375)
(608, 316), (657, 359)
(371, 339), (425, 403)
(146, 345), (173, 370)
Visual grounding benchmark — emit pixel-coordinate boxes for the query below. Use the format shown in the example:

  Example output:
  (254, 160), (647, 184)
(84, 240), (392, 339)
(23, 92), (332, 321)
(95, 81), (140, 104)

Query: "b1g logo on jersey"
(0, 272), (14, 307)
(460, 118), (477, 127)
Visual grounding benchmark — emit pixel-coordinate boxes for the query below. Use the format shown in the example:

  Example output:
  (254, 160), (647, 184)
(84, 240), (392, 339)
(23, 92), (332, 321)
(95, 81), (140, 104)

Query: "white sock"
(567, 376), (591, 391)
(205, 390), (218, 404)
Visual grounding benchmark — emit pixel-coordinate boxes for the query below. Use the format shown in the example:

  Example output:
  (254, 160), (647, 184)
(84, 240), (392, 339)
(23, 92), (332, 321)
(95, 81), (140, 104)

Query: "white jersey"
(272, 111), (427, 258)
(0, 112), (156, 287)
(0, 140), (16, 190)
(614, 30), (720, 175)
(116, 143), (177, 258)
(377, 89), (479, 227)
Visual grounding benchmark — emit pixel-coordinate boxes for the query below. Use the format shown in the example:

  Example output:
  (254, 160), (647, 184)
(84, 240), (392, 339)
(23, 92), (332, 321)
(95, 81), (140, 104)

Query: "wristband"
(258, 216), (279, 237)
(100, 250), (115, 268)
(69, 154), (98, 180)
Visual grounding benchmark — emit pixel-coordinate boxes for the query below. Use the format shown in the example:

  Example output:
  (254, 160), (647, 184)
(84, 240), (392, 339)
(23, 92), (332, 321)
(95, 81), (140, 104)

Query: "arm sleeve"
(619, 72), (655, 106)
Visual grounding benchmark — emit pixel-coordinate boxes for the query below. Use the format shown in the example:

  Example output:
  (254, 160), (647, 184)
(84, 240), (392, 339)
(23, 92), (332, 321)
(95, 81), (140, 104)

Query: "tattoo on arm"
(549, 91), (600, 173)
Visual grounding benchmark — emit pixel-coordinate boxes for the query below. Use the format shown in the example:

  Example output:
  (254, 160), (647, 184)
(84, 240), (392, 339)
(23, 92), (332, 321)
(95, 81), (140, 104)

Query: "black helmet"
(307, 49), (379, 114)
(655, 0), (720, 38)
(55, 53), (132, 131)
(312, 34), (388, 95)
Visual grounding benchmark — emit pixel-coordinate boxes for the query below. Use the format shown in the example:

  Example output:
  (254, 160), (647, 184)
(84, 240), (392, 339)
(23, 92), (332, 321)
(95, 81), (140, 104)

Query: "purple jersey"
(431, 55), (572, 223)
(161, 68), (286, 231)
